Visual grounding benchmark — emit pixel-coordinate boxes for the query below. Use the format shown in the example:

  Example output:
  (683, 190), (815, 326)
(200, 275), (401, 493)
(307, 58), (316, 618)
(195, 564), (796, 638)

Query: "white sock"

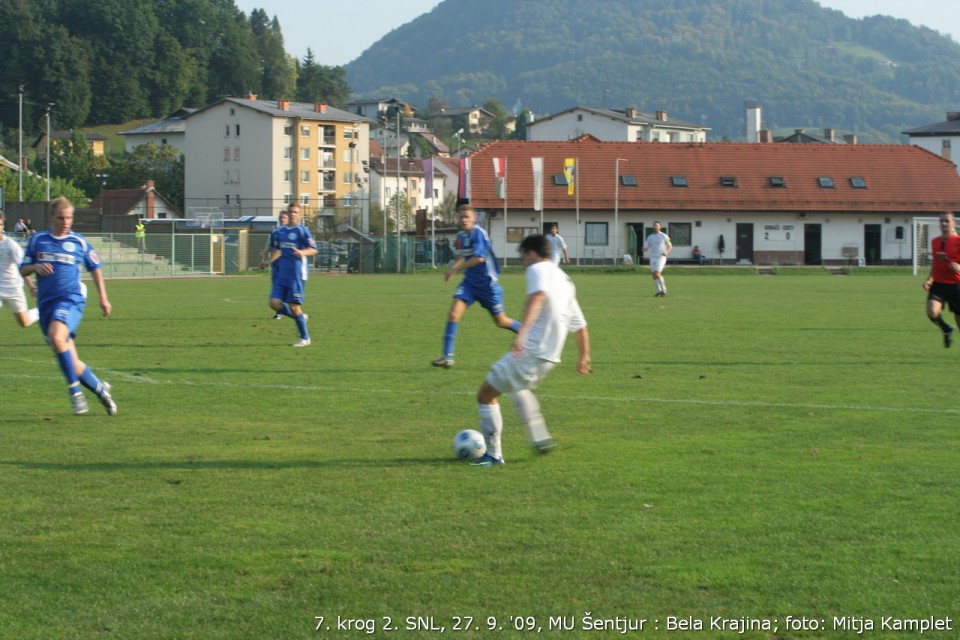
(510, 389), (551, 446)
(27, 308), (39, 326)
(477, 403), (503, 460)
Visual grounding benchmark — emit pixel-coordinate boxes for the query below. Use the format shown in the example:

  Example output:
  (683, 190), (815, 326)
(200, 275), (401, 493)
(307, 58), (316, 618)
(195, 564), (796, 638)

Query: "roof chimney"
(655, 110), (668, 122)
(625, 107), (638, 118)
(842, 133), (858, 145)
(145, 180), (156, 219)
(277, 99), (290, 110)
(315, 103), (327, 113)
(824, 128), (836, 142)
(759, 129), (773, 144)
(246, 92), (257, 100)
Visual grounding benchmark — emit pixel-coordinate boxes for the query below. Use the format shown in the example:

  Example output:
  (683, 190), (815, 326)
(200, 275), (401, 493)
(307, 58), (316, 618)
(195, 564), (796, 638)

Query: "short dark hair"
(519, 234), (551, 258)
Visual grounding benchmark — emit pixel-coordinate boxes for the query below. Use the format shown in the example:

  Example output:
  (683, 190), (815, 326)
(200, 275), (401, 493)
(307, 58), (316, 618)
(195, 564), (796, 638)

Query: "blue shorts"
(40, 298), (86, 338)
(454, 281), (505, 316)
(271, 278), (305, 305)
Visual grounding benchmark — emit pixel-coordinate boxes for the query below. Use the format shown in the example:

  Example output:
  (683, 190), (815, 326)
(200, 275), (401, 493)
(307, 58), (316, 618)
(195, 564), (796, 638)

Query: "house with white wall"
(903, 112), (960, 174)
(119, 108), (195, 154)
(464, 137), (960, 266)
(527, 106), (709, 143)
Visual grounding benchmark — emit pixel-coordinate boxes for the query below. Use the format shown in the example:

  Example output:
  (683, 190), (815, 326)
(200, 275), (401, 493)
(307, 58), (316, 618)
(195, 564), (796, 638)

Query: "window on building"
(343, 172), (353, 184)
(283, 193), (292, 204)
(283, 170), (292, 182)
(235, 124), (240, 136)
(224, 125), (230, 137)
(411, 179), (417, 190)
(224, 170), (230, 183)
(235, 194), (240, 205)
(233, 170), (240, 183)
(300, 125), (310, 137)
(284, 124), (293, 136)
(234, 147), (240, 161)
(671, 176), (688, 187)
(585, 222), (608, 246)
(283, 147), (292, 159)
(621, 175), (638, 186)
(577, 114), (583, 121)
(668, 222), (692, 246)
(850, 177), (867, 188)
(652, 132), (661, 142)
(943, 140), (952, 150)
(224, 194), (230, 205)
(343, 129), (355, 139)
(720, 176), (738, 187)
(343, 148), (354, 162)
(300, 148), (310, 159)
(300, 194), (309, 205)
(818, 177), (835, 188)
(300, 170), (310, 183)
(229, 108), (235, 116)
(769, 176), (787, 188)
(224, 147), (230, 161)
(552, 174), (568, 186)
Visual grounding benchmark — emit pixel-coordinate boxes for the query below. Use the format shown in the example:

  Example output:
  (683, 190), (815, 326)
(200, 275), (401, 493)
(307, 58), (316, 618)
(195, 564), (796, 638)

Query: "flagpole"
(503, 157), (508, 269)
(576, 157), (580, 267)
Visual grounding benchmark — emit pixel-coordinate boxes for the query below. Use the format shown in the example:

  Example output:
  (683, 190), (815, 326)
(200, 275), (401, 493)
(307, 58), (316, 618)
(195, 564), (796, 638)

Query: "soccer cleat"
(292, 338), (312, 347)
(471, 453), (505, 467)
(533, 438), (556, 454)
(272, 313), (282, 320)
(71, 392), (89, 415)
(98, 382), (118, 416)
(944, 327), (954, 348)
(431, 357), (455, 369)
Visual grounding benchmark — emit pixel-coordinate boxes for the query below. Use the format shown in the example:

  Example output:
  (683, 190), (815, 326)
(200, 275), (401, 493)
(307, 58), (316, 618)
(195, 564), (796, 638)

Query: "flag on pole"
(423, 158), (433, 198)
(563, 158), (576, 196)
(492, 157), (506, 199)
(458, 157), (471, 203)
(531, 158), (543, 212)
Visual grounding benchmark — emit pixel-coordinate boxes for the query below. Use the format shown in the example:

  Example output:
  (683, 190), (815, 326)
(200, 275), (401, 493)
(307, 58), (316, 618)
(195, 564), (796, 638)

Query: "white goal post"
(912, 217), (941, 276)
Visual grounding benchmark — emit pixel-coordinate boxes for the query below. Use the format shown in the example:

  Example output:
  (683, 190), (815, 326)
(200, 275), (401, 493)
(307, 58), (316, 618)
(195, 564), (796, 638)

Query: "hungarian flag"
(563, 158), (576, 196)
(458, 157), (471, 204)
(492, 157), (506, 199)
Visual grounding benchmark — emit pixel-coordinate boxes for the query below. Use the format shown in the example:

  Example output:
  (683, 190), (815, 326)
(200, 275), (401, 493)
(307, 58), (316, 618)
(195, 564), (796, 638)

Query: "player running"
(432, 205), (521, 368)
(922, 211), (960, 348)
(267, 204), (317, 347)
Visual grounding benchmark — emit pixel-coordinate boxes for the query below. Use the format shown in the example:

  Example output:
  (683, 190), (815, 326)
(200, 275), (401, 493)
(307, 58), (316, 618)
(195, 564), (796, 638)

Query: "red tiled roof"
(89, 188), (150, 216)
(466, 139), (960, 213)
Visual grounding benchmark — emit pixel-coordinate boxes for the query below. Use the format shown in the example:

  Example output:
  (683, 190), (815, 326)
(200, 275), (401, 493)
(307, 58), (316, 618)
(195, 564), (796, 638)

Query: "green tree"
(0, 168), (87, 204)
(49, 130), (109, 197)
(296, 50), (350, 106)
(251, 10), (296, 100)
(109, 142), (185, 213)
(482, 98), (511, 140)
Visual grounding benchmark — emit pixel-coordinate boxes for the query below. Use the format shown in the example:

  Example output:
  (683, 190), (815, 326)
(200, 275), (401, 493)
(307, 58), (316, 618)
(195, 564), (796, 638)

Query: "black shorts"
(929, 282), (960, 313)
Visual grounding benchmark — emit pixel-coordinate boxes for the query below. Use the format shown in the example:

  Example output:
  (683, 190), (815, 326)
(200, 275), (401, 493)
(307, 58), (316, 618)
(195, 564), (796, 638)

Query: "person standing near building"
(19, 197), (116, 415)
(546, 224), (569, 266)
(922, 211), (960, 348)
(642, 221), (672, 297)
(0, 211), (39, 327)
(267, 203), (317, 347)
(432, 205), (521, 369)
(471, 234), (591, 466)
(135, 219), (146, 252)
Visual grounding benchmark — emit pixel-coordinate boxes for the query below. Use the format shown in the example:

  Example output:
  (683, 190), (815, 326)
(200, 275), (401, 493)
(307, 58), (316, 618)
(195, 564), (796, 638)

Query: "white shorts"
(0, 290), (28, 314)
(486, 351), (556, 395)
(649, 255), (667, 273)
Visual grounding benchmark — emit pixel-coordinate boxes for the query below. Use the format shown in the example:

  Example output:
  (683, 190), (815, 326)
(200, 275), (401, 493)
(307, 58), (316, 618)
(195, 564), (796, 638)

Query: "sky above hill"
(233, 0), (959, 67)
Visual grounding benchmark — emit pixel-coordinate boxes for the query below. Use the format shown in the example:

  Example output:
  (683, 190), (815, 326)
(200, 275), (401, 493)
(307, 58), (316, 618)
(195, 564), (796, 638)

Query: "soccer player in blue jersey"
(262, 208), (289, 320)
(19, 197), (117, 416)
(432, 205), (521, 368)
(267, 203), (317, 347)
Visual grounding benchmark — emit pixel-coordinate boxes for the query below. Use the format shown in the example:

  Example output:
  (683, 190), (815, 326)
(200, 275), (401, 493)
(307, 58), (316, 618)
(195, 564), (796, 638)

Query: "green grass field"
(1, 271), (957, 639)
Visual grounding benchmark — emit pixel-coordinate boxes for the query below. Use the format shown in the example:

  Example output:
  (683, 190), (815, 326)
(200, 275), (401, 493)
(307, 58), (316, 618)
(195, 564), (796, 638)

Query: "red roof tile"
(465, 139), (960, 214)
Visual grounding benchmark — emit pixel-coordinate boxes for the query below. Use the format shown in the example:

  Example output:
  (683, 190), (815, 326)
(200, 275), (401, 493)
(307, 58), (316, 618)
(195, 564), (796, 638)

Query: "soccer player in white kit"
(546, 224), (569, 265)
(472, 234), (592, 466)
(0, 211), (39, 328)
(642, 221), (672, 297)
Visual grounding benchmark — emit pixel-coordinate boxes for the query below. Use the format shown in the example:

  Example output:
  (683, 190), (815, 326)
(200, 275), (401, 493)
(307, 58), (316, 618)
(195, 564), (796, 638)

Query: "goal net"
(912, 217), (940, 276)
(186, 207), (224, 229)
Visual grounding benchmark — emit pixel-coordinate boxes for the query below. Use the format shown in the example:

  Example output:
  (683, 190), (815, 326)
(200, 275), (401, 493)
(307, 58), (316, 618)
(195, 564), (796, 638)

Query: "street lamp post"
(614, 158), (628, 266)
(45, 103), (54, 201)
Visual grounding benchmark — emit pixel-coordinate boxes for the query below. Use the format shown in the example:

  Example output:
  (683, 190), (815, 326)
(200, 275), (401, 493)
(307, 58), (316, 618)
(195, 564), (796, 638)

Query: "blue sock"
(79, 367), (104, 396)
(443, 321), (458, 359)
(509, 320), (521, 333)
(295, 314), (309, 340)
(280, 303), (295, 318)
(56, 351), (80, 397)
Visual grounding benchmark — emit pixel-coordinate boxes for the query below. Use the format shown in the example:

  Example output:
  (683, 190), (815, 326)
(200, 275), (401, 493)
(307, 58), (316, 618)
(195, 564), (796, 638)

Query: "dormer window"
(553, 174), (568, 186)
(769, 176), (787, 188)
(850, 177), (867, 189)
(620, 175), (638, 186)
(720, 176), (738, 187)
(671, 176), (688, 187)
(818, 177), (835, 188)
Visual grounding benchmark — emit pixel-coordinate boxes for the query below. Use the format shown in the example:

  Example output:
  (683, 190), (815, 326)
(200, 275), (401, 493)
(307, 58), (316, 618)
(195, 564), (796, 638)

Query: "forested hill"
(0, 0), (348, 145)
(345, 0), (960, 142)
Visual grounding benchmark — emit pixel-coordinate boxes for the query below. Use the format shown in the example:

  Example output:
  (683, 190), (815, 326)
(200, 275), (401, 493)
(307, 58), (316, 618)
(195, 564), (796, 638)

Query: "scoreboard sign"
(763, 224), (795, 242)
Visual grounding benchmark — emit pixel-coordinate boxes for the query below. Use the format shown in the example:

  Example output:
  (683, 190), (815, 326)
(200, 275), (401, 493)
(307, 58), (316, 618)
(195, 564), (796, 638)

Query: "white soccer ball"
(453, 429), (486, 460)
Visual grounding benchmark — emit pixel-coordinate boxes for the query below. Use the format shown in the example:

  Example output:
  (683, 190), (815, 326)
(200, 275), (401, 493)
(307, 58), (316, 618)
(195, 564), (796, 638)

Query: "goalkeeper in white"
(472, 233), (591, 466)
